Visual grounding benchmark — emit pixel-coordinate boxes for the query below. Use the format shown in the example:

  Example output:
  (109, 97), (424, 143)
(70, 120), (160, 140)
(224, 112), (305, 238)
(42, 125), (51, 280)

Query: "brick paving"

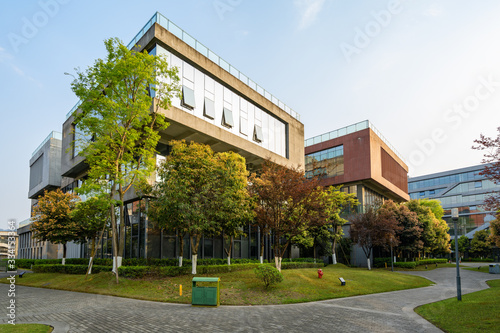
(1, 266), (499, 332)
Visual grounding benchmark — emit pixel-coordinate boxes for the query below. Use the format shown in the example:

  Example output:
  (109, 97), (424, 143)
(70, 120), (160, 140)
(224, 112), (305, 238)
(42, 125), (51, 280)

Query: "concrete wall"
(28, 137), (62, 199)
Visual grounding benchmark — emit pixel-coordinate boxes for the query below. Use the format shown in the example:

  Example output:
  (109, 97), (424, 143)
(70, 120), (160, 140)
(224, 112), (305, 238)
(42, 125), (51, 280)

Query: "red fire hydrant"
(318, 269), (323, 279)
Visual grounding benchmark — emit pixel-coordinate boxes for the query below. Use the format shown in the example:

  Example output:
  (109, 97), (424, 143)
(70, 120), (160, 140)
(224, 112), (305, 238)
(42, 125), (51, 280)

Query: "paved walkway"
(1, 266), (499, 332)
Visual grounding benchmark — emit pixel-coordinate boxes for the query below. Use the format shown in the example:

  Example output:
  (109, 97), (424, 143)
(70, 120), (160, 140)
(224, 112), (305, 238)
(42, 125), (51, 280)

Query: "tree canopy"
(31, 189), (81, 264)
(151, 140), (252, 273)
(473, 126), (500, 210)
(250, 160), (326, 271)
(69, 37), (180, 282)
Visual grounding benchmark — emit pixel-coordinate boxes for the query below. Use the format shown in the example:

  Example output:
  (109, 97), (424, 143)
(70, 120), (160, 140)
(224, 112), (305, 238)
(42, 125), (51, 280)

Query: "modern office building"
(19, 132), (82, 259)
(0, 230), (18, 260)
(305, 120), (409, 206)
(408, 164), (499, 236)
(305, 120), (409, 267)
(24, 12), (304, 261)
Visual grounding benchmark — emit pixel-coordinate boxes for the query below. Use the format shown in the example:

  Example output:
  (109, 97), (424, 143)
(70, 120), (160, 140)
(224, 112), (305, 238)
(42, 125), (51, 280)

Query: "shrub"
(417, 259), (448, 265)
(393, 262), (417, 269)
(254, 265), (283, 288)
(32, 264), (111, 274)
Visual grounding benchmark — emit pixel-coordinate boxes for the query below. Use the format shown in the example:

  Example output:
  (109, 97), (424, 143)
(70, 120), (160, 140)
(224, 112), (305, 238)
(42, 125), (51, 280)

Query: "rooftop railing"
(31, 131), (62, 157)
(128, 12), (300, 121)
(305, 120), (406, 163)
(66, 12), (299, 121)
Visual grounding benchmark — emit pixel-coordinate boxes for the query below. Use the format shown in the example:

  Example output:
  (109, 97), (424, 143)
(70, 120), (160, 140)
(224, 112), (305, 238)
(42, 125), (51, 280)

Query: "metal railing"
(31, 131), (62, 157)
(305, 120), (406, 163)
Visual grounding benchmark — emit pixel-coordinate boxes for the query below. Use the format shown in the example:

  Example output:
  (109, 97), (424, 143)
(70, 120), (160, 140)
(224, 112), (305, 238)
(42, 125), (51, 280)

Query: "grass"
(464, 265), (498, 274)
(415, 280), (500, 333)
(378, 263), (459, 272)
(0, 264), (432, 305)
(0, 324), (53, 332)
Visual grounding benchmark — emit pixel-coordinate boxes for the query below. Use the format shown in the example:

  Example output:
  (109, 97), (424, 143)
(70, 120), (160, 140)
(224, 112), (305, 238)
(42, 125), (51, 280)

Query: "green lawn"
(0, 264), (431, 305)
(415, 280), (500, 333)
(0, 324), (53, 332)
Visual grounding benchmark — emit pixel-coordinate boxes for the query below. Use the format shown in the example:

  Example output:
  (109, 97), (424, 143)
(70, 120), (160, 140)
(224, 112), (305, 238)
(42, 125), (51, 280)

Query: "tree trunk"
(260, 228), (265, 264)
(178, 232), (184, 267)
(274, 256), (282, 272)
(224, 235), (233, 266)
(62, 243), (67, 265)
(332, 238), (337, 264)
(367, 258), (371, 270)
(191, 234), (201, 274)
(117, 189), (125, 269)
(110, 199), (119, 284)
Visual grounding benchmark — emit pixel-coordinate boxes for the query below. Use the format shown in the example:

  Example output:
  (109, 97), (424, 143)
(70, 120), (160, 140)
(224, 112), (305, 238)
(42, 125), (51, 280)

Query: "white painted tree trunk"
(87, 256), (93, 275)
(62, 258), (66, 265)
(367, 258), (371, 270)
(394, 256), (396, 263)
(275, 256), (282, 272)
(112, 257), (117, 273)
(192, 254), (197, 274)
(117, 256), (122, 268)
(227, 256), (231, 265)
(178, 256), (183, 267)
(259, 256), (264, 264)
(332, 253), (337, 265)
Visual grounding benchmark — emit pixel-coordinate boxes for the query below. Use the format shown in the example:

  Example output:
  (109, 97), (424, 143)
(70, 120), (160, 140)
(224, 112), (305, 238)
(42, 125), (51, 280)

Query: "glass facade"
(151, 44), (288, 158)
(305, 145), (344, 179)
(408, 166), (499, 236)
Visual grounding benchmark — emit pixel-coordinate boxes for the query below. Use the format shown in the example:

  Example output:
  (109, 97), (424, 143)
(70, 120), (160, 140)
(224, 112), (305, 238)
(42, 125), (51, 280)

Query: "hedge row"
(32, 264), (112, 274)
(15, 257), (318, 268)
(467, 258), (494, 262)
(374, 258), (448, 268)
(29, 261), (325, 278)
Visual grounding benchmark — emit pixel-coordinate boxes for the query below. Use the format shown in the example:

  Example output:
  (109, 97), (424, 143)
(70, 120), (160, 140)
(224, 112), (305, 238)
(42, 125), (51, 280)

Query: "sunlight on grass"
(0, 324), (53, 332)
(415, 280), (500, 333)
(0, 264), (431, 305)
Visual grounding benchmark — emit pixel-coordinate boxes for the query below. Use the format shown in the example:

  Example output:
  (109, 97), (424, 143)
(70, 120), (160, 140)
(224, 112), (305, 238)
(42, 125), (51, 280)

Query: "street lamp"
(452, 208), (462, 301)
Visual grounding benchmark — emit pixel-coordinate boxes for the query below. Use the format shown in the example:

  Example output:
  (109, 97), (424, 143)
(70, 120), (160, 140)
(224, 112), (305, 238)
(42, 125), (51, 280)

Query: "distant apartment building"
(0, 230), (18, 260)
(408, 164), (499, 236)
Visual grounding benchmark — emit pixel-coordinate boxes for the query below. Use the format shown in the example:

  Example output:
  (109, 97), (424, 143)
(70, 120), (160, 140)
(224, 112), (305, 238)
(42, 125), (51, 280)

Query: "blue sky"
(1, 0), (500, 229)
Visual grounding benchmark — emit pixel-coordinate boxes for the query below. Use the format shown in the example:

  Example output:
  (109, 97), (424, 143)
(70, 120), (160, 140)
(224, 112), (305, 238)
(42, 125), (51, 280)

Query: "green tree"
(470, 229), (492, 258)
(350, 204), (401, 270)
(214, 152), (254, 265)
(451, 235), (469, 260)
(152, 141), (251, 273)
(490, 215), (500, 247)
(381, 200), (422, 259)
(405, 199), (450, 257)
(31, 189), (81, 265)
(309, 186), (358, 264)
(72, 195), (110, 276)
(69, 38), (180, 282)
(250, 161), (326, 272)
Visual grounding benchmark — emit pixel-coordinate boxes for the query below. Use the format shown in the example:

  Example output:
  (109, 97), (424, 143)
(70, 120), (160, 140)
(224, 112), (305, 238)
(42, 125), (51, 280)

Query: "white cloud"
(295, 0), (326, 30)
(0, 46), (40, 86)
(424, 4), (443, 17)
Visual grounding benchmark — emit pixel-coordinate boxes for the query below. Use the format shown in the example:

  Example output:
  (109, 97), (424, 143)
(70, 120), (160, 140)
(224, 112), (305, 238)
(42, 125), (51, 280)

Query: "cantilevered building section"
(305, 120), (409, 206)
(55, 12), (303, 260)
(61, 12), (304, 182)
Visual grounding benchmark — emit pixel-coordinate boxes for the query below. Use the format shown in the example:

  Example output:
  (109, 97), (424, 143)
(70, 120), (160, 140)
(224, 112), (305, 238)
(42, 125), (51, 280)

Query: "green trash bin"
(192, 277), (220, 306)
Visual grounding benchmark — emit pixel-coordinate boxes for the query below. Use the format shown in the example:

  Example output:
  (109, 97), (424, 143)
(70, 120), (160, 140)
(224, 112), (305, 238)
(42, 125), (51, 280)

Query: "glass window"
(240, 116), (248, 136)
(475, 181), (482, 188)
(222, 107), (233, 128)
(254, 125), (263, 142)
(420, 191), (425, 196)
(203, 97), (215, 119)
(429, 190), (435, 195)
(181, 85), (196, 109)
